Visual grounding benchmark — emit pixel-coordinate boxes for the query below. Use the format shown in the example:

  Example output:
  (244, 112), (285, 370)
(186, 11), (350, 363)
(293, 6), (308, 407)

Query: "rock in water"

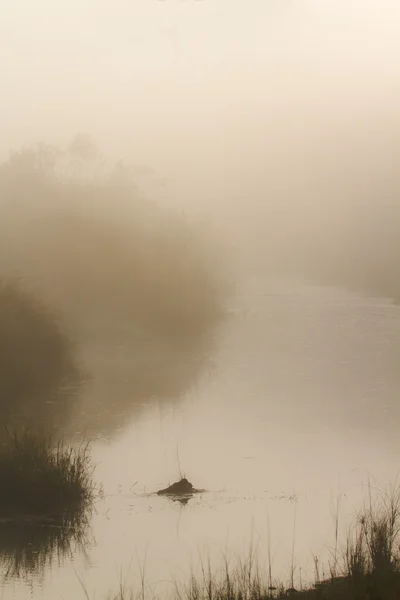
(157, 478), (194, 496)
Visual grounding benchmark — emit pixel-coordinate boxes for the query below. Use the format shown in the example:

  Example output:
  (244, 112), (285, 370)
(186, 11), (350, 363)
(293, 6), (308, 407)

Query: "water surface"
(2, 277), (400, 598)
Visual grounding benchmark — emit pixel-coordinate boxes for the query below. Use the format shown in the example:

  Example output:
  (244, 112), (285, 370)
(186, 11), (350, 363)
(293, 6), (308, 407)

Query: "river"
(2, 276), (400, 599)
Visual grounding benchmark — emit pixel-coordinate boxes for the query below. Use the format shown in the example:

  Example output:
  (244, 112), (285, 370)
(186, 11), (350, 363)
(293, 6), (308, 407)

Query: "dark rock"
(157, 477), (194, 496)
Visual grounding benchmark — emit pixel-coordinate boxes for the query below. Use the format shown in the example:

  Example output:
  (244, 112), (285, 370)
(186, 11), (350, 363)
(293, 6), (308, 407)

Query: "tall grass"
(343, 482), (400, 600)
(103, 484), (400, 600)
(0, 430), (94, 517)
(174, 558), (268, 600)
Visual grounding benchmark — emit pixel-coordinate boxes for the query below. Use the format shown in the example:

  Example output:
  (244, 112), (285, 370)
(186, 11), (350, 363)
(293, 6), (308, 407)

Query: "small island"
(157, 477), (204, 498)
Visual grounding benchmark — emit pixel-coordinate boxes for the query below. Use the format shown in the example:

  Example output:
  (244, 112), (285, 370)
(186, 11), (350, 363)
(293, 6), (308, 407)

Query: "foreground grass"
(0, 430), (95, 518)
(106, 484), (400, 600)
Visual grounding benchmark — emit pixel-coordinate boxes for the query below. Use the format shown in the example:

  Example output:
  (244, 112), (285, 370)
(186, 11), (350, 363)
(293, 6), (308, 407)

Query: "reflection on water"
(0, 513), (91, 581)
(1, 278), (400, 599)
(69, 334), (217, 438)
(1, 318), (217, 440)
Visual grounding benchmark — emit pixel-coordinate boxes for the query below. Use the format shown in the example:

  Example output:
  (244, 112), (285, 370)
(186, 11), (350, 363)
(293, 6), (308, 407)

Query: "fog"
(2, 3), (400, 594)
(0, 140), (229, 435)
(2, 0), (400, 302)
(1, 1), (400, 430)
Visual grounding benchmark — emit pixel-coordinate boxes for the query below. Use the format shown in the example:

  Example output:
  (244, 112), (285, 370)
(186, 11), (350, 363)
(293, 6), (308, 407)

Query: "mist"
(1, 0), (400, 428)
(0, 139), (229, 435)
(2, 2), (400, 596)
(1, 0), (400, 303)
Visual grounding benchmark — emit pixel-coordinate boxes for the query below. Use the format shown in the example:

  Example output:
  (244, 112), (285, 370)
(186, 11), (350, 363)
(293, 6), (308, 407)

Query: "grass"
(101, 483), (400, 600)
(0, 429), (95, 518)
(0, 432), (397, 600)
(339, 482), (400, 600)
(2, 472), (397, 598)
(173, 550), (271, 600)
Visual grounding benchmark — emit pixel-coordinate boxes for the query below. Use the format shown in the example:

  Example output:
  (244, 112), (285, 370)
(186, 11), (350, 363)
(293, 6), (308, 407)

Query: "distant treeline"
(0, 136), (229, 433)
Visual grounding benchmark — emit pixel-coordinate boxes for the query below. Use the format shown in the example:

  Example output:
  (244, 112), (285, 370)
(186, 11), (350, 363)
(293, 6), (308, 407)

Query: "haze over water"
(3, 276), (400, 599)
(1, 0), (400, 598)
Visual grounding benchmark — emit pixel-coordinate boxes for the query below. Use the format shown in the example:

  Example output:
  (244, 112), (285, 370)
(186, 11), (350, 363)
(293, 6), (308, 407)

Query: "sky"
(1, 0), (400, 231)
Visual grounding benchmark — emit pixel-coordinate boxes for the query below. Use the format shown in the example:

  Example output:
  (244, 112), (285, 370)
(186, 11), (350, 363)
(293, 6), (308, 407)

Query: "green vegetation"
(0, 430), (94, 518)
